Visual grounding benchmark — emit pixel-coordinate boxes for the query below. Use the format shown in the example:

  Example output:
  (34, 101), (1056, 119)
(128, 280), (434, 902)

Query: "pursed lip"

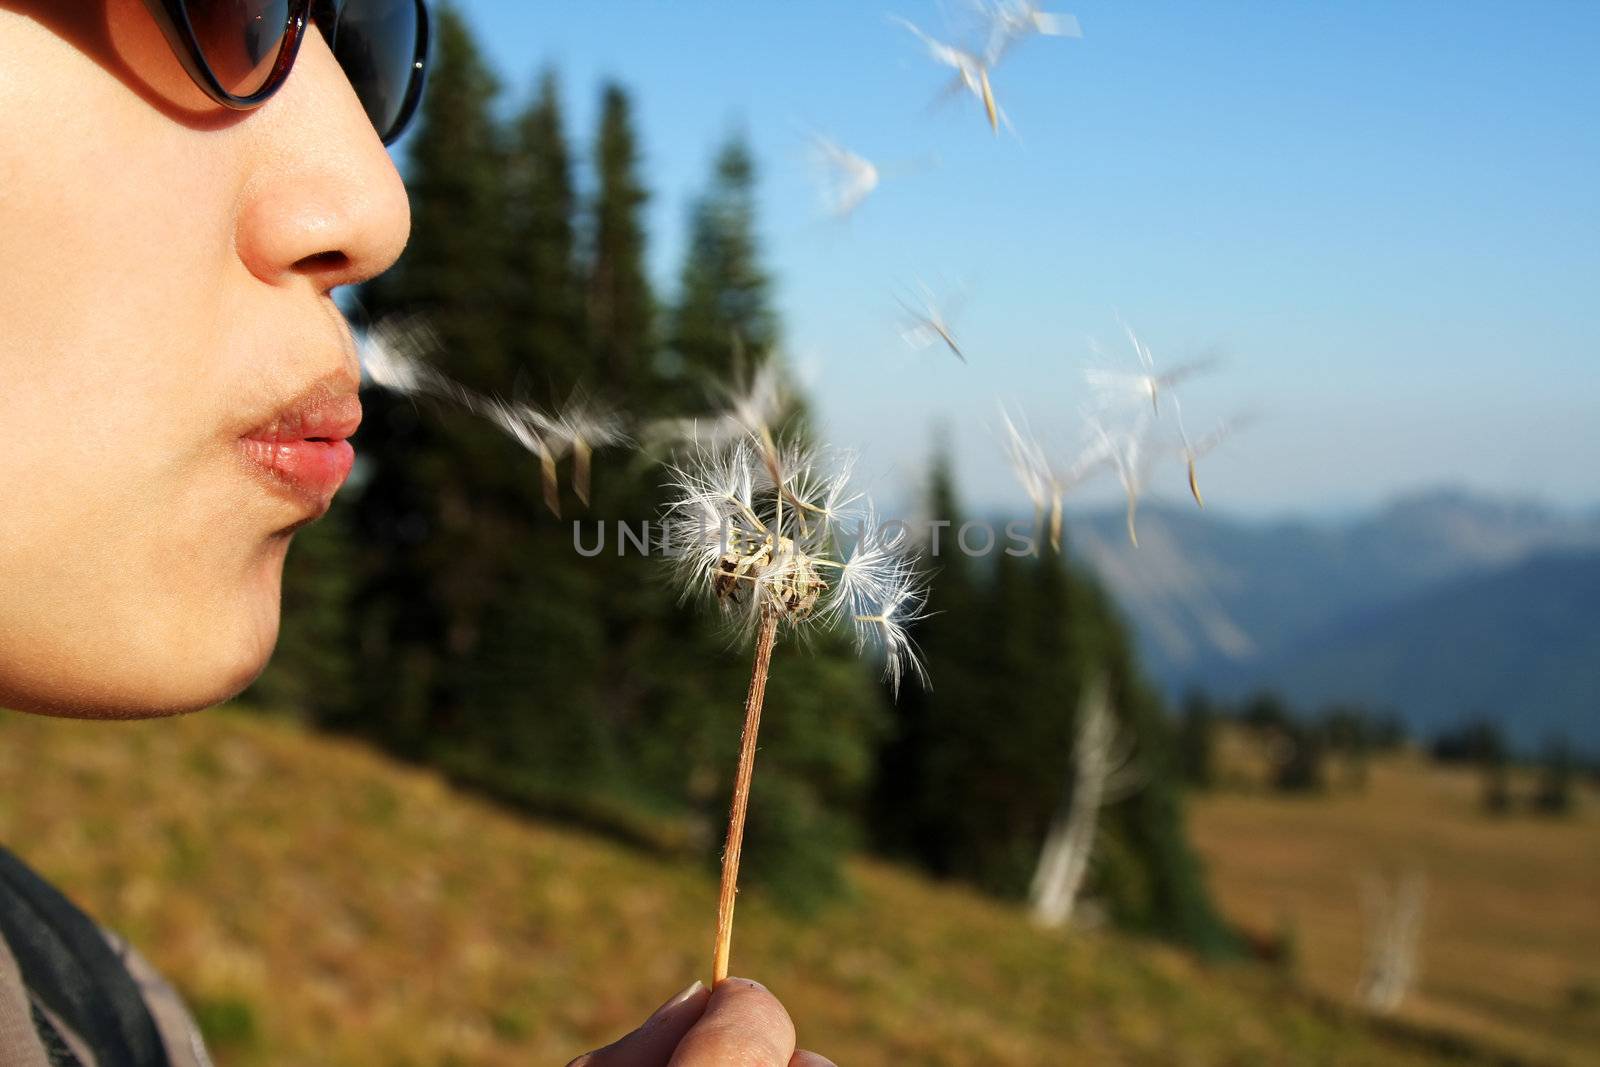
(237, 375), (363, 515)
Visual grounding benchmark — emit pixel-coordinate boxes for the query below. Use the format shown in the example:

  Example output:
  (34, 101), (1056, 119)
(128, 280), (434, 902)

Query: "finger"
(790, 1052), (838, 1067)
(667, 977), (796, 1067)
(567, 981), (712, 1067)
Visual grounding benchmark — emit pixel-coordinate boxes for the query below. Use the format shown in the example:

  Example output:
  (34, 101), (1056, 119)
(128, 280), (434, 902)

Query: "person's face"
(0, 0), (411, 718)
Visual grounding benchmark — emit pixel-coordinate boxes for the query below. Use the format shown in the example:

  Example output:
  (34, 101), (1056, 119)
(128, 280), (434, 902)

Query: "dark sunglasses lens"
(331, 0), (423, 142)
(183, 0), (293, 98)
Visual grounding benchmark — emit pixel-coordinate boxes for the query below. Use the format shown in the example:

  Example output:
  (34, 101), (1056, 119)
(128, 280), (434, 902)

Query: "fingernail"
(652, 980), (704, 1018)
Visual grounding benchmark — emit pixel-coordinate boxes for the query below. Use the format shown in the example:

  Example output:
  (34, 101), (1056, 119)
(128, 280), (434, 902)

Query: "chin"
(1, 648), (273, 721)
(0, 551), (286, 722)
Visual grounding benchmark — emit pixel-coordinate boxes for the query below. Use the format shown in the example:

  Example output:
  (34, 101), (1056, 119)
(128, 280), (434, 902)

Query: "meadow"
(0, 704), (1522, 1066)
(1190, 748), (1600, 1067)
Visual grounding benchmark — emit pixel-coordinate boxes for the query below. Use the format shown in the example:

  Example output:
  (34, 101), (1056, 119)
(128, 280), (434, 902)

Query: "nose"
(232, 28), (412, 292)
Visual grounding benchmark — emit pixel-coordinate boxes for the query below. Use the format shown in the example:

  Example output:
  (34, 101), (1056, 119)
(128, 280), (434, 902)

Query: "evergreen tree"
(1176, 691), (1218, 789)
(505, 68), (585, 405)
(1273, 721), (1327, 793)
(1432, 717), (1506, 764)
(568, 81), (667, 776)
(1240, 691), (1292, 735)
(585, 84), (655, 406)
(1534, 738), (1576, 815)
(1071, 569), (1235, 956)
(665, 134), (777, 411)
(361, 4), (509, 386)
(1321, 705), (1374, 790)
(1482, 744), (1514, 815)
(411, 67), (629, 796)
(870, 443), (986, 868)
(344, 5), (539, 759)
(1371, 711), (1409, 752)
(869, 447), (1235, 955)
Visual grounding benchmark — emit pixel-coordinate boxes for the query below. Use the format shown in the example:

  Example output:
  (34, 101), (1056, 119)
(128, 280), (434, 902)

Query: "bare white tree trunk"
(1028, 675), (1140, 928)
(1357, 868), (1426, 1014)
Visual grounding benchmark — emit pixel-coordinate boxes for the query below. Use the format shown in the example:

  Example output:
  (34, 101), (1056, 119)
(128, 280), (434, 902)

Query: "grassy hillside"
(1190, 752), (1600, 1067)
(0, 705), (1507, 1066)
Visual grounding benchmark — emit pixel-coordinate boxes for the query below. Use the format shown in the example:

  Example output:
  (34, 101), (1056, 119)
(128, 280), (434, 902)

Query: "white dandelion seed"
(358, 315), (481, 410)
(892, 15), (1011, 135)
(1084, 322), (1220, 418)
(1089, 408), (1160, 547)
(978, 0), (1082, 65)
(897, 279), (969, 363)
(998, 405), (1115, 551)
(809, 135), (882, 220)
(471, 396), (567, 516)
(358, 314), (627, 517)
(527, 389), (631, 507)
(644, 357), (793, 456)
(1170, 396), (1253, 510)
(851, 579), (931, 694)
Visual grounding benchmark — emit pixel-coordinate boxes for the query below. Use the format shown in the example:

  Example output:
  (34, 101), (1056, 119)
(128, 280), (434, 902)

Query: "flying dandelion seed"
(359, 315), (483, 410)
(524, 390), (630, 508)
(804, 131), (938, 221)
(644, 356), (793, 458)
(1090, 408), (1161, 547)
(978, 0), (1082, 64)
(358, 314), (626, 517)
(1001, 315), (1246, 551)
(897, 279), (969, 363)
(1084, 322), (1221, 418)
(662, 431), (926, 985)
(1171, 396), (1253, 510)
(469, 397), (566, 516)
(891, 15), (1010, 135)
(998, 405), (1114, 551)
(809, 135), (882, 220)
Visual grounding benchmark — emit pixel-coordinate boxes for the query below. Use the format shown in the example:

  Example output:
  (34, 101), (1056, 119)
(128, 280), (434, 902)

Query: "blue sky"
(420, 1), (1599, 520)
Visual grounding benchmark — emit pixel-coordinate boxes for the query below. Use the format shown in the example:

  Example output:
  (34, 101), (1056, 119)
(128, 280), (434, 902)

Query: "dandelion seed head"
(662, 431), (927, 693)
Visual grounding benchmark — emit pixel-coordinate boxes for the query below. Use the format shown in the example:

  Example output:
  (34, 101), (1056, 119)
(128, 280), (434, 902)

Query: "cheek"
(0, 313), (293, 713)
(0, 19), (285, 716)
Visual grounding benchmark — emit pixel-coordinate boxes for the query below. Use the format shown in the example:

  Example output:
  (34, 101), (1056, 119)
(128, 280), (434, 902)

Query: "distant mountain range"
(1065, 489), (1600, 751)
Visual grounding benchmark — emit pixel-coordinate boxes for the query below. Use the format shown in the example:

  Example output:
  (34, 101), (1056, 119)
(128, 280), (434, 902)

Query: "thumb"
(566, 981), (712, 1067)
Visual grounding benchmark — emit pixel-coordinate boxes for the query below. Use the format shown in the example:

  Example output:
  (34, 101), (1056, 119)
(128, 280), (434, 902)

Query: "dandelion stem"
(712, 606), (780, 987)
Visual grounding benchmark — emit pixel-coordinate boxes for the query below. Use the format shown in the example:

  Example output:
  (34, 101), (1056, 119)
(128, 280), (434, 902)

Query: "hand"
(567, 976), (836, 1066)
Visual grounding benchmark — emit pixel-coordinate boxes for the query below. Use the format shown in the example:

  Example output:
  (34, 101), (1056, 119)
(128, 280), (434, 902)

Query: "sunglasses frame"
(138, 0), (430, 146)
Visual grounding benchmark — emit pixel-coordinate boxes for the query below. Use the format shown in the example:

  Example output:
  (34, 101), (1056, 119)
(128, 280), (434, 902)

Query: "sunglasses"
(139, 0), (430, 146)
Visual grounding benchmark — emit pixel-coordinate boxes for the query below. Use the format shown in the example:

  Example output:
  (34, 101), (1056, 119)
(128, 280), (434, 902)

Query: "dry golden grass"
(1190, 748), (1600, 1067)
(0, 705), (1504, 1066)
